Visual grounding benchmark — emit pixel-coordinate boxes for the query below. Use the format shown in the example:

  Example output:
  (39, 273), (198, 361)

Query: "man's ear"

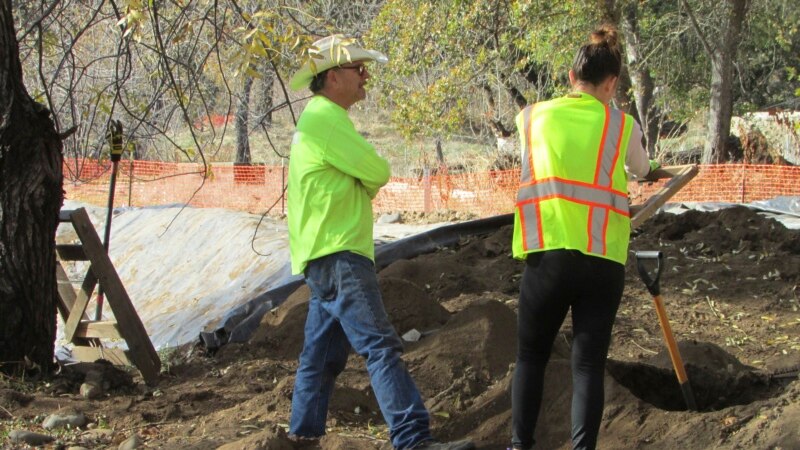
(325, 69), (339, 87)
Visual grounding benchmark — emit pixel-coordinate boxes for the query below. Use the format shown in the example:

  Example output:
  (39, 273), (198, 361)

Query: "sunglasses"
(337, 64), (367, 76)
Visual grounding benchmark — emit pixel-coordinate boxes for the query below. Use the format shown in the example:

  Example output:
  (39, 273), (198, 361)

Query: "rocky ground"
(2, 206), (799, 449)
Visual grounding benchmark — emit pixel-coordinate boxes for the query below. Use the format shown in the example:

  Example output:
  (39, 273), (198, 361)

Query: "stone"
(42, 412), (87, 430)
(82, 428), (114, 440)
(8, 430), (55, 446)
(402, 328), (422, 342)
(80, 381), (104, 399)
(118, 433), (141, 450)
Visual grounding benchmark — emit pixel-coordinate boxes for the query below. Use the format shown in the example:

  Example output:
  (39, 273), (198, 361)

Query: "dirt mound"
(247, 284), (311, 360)
(433, 337), (576, 448)
(378, 277), (451, 335)
(379, 225), (521, 300)
(639, 205), (800, 255)
(248, 277), (451, 361)
(406, 300), (518, 398)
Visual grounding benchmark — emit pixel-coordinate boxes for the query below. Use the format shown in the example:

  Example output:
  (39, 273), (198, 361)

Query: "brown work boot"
(288, 434), (320, 448)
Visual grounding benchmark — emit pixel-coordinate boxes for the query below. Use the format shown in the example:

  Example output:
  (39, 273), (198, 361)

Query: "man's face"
(333, 62), (370, 107)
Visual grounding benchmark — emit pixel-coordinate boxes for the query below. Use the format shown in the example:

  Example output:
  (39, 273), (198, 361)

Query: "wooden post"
(423, 168), (432, 213)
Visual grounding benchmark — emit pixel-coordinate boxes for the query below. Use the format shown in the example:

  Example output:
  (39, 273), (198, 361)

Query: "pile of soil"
(3, 206), (799, 449)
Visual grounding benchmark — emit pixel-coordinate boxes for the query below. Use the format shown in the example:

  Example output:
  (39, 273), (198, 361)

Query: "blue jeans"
(289, 251), (432, 449)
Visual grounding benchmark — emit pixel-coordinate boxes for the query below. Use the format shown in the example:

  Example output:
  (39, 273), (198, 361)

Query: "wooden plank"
(70, 346), (132, 366)
(56, 244), (87, 261)
(69, 208), (162, 384)
(62, 267), (98, 343)
(631, 165), (698, 229)
(55, 262), (76, 320)
(75, 321), (122, 339)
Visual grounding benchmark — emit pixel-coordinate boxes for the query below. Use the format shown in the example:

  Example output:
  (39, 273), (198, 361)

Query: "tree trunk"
(702, 0), (750, 164)
(613, 66), (638, 121)
(235, 76), (253, 164)
(254, 68), (275, 127)
(621, 4), (659, 157)
(704, 57), (733, 163)
(597, 0), (638, 123)
(0, 0), (63, 374)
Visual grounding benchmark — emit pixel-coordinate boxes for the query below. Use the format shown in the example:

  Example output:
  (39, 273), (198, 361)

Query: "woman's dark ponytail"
(572, 24), (622, 86)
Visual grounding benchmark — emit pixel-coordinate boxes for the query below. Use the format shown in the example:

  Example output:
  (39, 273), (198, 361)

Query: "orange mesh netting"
(63, 159), (800, 217)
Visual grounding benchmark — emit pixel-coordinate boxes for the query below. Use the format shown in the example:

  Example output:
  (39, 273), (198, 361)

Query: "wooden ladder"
(56, 208), (161, 385)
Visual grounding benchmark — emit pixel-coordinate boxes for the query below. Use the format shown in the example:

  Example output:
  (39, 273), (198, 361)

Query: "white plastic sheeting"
(56, 202), (444, 351)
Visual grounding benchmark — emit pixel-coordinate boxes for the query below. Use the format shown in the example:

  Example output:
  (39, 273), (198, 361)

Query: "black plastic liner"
(198, 213), (514, 351)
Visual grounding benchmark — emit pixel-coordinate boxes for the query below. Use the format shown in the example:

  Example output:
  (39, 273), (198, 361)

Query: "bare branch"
(680, 0), (717, 58)
(17, 0), (60, 42)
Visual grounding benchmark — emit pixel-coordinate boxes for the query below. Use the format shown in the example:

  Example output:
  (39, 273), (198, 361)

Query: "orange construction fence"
(63, 159), (800, 217)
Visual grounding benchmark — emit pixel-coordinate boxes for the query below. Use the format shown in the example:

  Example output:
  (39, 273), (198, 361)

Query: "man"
(286, 34), (475, 450)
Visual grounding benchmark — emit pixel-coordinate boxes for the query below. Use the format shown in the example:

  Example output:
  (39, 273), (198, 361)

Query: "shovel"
(634, 250), (698, 411)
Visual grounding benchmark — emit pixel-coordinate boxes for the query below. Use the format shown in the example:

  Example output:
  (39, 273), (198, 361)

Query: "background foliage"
(10, 0), (800, 170)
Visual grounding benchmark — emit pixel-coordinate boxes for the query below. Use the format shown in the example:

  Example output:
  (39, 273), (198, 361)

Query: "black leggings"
(511, 250), (624, 450)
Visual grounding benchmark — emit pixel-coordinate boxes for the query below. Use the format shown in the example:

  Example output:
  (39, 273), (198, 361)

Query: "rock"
(378, 212), (402, 224)
(118, 433), (141, 450)
(67, 447), (90, 450)
(42, 411), (87, 430)
(82, 428), (114, 441)
(8, 430), (55, 446)
(402, 328), (422, 342)
(80, 381), (104, 399)
(58, 361), (135, 393)
(0, 388), (34, 407)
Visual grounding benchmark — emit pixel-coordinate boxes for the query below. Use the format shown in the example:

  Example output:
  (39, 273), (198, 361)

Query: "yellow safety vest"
(512, 93), (634, 265)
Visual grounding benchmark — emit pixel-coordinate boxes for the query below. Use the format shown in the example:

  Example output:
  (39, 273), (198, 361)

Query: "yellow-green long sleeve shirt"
(287, 95), (391, 275)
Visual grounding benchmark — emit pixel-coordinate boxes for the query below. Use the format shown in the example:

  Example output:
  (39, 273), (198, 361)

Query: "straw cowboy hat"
(289, 34), (388, 91)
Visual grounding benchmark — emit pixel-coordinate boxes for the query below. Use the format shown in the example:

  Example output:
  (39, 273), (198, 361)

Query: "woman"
(510, 25), (657, 450)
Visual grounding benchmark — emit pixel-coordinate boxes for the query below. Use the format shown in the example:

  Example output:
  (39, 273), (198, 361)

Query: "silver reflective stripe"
(520, 202), (541, 249)
(589, 206), (608, 254)
(517, 180), (628, 212)
(595, 109), (624, 186)
(520, 106), (534, 184)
